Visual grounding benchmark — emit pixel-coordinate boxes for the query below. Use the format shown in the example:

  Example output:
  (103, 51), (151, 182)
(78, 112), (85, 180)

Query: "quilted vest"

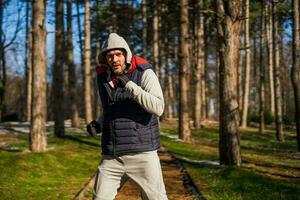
(96, 57), (161, 155)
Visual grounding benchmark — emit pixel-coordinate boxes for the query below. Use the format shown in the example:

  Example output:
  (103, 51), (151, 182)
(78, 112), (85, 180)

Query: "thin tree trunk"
(259, 1), (265, 134)
(0, 0), (5, 121)
(291, 0), (300, 151)
(272, 1), (284, 142)
(76, 0), (84, 62)
(238, 39), (243, 111)
(109, 0), (117, 33)
(166, 58), (174, 119)
(84, 0), (93, 124)
(26, 30), (32, 123)
(216, 0), (242, 166)
(152, 0), (159, 77)
(194, 0), (204, 128)
(30, 0), (47, 152)
(53, 0), (65, 137)
(142, 0), (147, 58)
(67, 0), (80, 128)
(252, 35), (259, 113)
(266, 2), (275, 114)
(25, 0), (32, 122)
(179, 0), (191, 142)
(241, 0), (251, 128)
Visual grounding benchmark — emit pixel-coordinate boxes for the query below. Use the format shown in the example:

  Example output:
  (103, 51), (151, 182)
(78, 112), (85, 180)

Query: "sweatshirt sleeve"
(125, 69), (165, 116)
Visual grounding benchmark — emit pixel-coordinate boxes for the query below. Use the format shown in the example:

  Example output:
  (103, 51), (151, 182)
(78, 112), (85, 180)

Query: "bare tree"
(178, 0), (191, 142)
(84, 0), (93, 124)
(266, 2), (275, 114)
(52, 0), (65, 137)
(272, 1), (284, 142)
(142, 0), (147, 58)
(216, 0), (242, 166)
(67, 0), (80, 128)
(0, 0), (22, 121)
(30, 0), (47, 152)
(152, 0), (159, 78)
(291, 0), (300, 151)
(259, 1), (266, 134)
(194, 0), (204, 129)
(25, 0), (32, 122)
(109, 0), (117, 33)
(241, 0), (251, 128)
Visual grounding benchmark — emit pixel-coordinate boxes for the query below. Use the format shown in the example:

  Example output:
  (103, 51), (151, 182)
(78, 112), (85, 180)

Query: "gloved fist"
(116, 74), (130, 87)
(86, 120), (101, 137)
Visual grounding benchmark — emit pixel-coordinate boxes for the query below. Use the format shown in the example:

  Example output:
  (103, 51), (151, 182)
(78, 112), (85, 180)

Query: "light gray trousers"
(93, 150), (168, 200)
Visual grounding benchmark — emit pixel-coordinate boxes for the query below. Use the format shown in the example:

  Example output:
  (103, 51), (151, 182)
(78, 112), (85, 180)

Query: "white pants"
(93, 150), (168, 200)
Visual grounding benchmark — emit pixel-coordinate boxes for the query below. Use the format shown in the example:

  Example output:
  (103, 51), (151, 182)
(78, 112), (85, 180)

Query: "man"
(87, 33), (168, 200)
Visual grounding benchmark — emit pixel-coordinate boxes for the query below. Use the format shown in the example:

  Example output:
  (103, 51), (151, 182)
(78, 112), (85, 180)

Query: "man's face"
(106, 50), (126, 75)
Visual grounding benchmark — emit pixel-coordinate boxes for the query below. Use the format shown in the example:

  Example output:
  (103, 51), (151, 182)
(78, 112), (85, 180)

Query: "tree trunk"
(67, 0), (80, 128)
(84, 0), (93, 124)
(142, 0), (147, 58)
(194, 0), (204, 129)
(291, 0), (300, 151)
(259, 1), (266, 134)
(30, 0), (47, 152)
(76, 0), (84, 63)
(178, 0), (191, 142)
(241, 0), (251, 128)
(272, 1), (284, 142)
(109, 0), (117, 33)
(216, 0), (242, 166)
(25, 0), (32, 122)
(266, 2), (275, 114)
(52, 0), (65, 137)
(152, 0), (159, 78)
(0, 1), (5, 121)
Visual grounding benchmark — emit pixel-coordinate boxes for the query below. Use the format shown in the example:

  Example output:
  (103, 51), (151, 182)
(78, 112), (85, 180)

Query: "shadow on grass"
(0, 147), (23, 153)
(64, 135), (100, 148)
(186, 163), (300, 200)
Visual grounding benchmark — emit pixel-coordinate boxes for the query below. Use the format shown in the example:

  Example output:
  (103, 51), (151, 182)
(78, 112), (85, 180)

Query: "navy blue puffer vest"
(96, 60), (161, 155)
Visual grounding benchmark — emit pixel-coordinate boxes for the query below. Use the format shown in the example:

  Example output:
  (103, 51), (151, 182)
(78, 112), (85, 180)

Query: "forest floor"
(0, 121), (199, 200)
(0, 119), (300, 199)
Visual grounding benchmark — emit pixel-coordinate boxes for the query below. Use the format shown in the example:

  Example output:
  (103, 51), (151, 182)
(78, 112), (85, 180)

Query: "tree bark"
(53, 0), (65, 137)
(152, 0), (159, 78)
(216, 0), (242, 166)
(67, 0), (80, 128)
(241, 0), (251, 128)
(291, 0), (300, 151)
(194, 0), (204, 128)
(109, 0), (117, 33)
(266, 2), (275, 114)
(178, 0), (191, 142)
(272, 1), (284, 142)
(259, 1), (265, 134)
(0, 0), (5, 121)
(30, 0), (47, 152)
(25, 0), (32, 122)
(142, 0), (147, 58)
(84, 0), (93, 124)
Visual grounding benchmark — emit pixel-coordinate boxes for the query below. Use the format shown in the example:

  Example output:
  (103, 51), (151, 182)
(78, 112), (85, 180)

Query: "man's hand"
(86, 120), (101, 137)
(116, 74), (130, 87)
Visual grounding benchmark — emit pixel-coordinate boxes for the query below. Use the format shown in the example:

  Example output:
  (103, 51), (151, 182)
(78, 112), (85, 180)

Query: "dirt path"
(79, 150), (199, 200)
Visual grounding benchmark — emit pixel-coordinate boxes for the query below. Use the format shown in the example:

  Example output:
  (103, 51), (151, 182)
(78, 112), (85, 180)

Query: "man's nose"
(112, 55), (118, 62)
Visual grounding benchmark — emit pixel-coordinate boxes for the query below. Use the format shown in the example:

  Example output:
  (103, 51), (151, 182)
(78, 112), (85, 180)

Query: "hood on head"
(98, 33), (132, 67)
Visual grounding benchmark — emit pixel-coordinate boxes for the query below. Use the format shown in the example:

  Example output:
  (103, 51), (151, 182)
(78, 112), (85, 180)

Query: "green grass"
(0, 129), (101, 200)
(161, 124), (300, 200)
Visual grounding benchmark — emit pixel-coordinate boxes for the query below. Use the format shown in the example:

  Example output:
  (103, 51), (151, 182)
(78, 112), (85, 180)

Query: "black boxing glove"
(86, 120), (101, 137)
(116, 74), (130, 87)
